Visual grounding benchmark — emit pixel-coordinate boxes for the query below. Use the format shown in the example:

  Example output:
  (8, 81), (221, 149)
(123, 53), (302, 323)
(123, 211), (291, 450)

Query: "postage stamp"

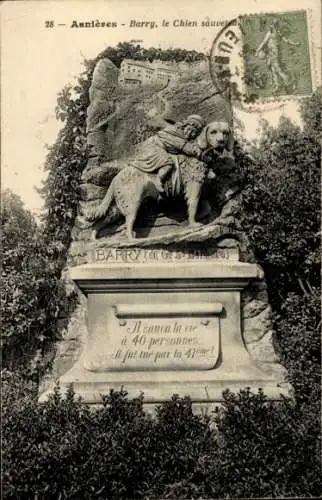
(242, 11), (312, 99)
(210, 10), (315, 108)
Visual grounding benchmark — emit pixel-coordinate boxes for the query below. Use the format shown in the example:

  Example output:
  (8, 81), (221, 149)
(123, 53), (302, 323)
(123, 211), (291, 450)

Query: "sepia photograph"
(1, 0), (321, 498)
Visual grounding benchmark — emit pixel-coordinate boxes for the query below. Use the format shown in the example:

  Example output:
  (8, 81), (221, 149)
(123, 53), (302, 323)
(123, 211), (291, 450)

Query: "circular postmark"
(209, 17), (242, 98)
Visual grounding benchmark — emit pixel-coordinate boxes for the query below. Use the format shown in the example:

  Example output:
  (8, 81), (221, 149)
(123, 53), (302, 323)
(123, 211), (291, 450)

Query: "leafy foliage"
(95, 42), (206, 68)
(240, 109), (320, 304)
(1, 191), (71, 378)
(208, 388), (321, 499)
(40, 82), (89, 269)
(275, 289), (321, 404)
(300, 86), (322, 143)
(238, 89), (321, 413)
(2, 382), (321, 499)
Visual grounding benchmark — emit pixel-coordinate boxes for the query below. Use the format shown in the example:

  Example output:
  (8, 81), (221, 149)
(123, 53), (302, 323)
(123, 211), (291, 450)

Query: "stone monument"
(40, 57), (288, 409)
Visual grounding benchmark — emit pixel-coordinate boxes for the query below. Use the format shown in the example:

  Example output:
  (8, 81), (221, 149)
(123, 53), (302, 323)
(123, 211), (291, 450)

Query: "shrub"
(144, 395), (215, 498)
(2, 380), (321, 499)
(274, 289), (321, 404)
(209, 388), (321, 499)
(158, 390), (321, 499)
(2, 373), (93, 499)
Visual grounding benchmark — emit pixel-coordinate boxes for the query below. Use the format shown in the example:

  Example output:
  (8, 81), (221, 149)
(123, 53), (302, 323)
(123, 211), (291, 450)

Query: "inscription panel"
(108, 316), (220, 370)
(90, 246), (239, 264)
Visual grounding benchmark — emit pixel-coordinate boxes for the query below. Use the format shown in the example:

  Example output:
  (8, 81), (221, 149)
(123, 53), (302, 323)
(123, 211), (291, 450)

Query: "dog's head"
(197, 121), (234, 155)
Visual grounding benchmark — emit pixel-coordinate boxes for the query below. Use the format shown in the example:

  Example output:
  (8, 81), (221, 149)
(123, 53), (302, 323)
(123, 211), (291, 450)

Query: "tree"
(1, 190), (68, 379)
(239, 88), (321, 406)
(240, 92), (321, 305)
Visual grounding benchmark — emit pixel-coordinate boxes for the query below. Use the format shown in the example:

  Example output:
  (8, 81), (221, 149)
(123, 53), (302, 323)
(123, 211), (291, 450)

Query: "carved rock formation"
(44, 56), (286, 390)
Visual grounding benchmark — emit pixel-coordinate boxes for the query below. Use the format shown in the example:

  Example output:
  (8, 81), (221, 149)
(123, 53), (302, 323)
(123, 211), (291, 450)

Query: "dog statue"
(86, 121), (233, 240)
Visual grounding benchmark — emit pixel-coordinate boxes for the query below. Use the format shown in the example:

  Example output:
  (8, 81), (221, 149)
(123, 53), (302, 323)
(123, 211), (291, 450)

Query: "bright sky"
(1, 0), (321, 217)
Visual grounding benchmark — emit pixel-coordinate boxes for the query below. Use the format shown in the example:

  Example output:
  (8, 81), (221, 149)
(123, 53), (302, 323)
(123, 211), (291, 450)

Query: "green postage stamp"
(210, 9), (314, 106)
(242, 11), (312, 99)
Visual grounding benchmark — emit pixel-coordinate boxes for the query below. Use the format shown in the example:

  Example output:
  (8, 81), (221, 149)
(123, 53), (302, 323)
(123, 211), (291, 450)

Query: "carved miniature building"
(119, 59), (180, 86)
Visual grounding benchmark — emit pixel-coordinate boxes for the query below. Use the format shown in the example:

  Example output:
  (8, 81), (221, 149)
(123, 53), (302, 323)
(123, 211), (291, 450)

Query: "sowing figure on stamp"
(255, 20), (300, 92)
(86, 119), (233, 240)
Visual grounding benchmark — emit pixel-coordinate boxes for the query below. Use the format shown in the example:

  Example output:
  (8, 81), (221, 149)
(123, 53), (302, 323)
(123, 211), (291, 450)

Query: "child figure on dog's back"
(129, 114), (205, 193)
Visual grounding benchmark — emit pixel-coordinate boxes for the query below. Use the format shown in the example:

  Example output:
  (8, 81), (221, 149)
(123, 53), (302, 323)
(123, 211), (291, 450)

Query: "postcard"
(2, 2), (321, 498)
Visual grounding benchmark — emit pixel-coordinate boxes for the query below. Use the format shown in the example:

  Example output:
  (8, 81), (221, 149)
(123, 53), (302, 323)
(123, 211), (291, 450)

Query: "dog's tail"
(86, 179), (115, 221)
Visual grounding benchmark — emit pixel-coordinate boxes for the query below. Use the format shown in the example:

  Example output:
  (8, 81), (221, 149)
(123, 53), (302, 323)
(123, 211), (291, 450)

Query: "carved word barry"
(92, 246), (237, 263)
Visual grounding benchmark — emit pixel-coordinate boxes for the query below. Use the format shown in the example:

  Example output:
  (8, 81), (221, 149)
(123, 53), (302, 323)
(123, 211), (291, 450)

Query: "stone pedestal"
(42, 258), (287, 407)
